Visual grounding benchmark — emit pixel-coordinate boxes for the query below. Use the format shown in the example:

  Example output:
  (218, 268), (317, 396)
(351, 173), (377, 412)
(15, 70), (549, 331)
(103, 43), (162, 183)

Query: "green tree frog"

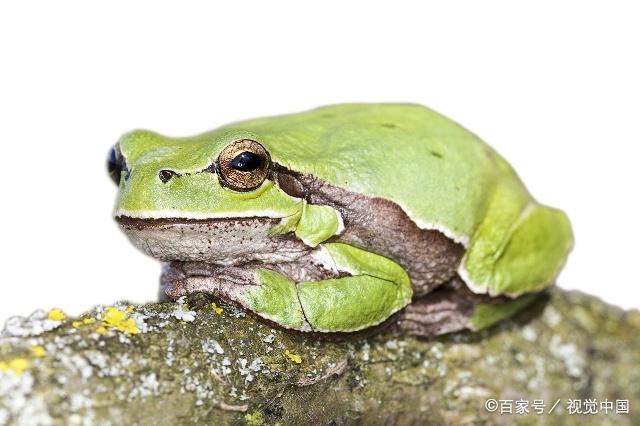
(108, 104), (573, 336)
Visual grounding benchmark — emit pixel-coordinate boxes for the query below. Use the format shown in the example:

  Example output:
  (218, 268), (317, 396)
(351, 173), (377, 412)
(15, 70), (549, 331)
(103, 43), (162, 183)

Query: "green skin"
(113, 104), (573, 333)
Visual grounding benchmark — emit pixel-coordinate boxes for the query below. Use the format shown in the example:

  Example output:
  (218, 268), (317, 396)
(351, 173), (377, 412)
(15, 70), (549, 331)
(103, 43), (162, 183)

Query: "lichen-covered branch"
(1, 290), (639, 425)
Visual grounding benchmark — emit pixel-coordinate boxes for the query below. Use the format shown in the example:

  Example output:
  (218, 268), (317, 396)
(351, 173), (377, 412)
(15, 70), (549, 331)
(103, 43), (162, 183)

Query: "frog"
(108, 103), (573, 336)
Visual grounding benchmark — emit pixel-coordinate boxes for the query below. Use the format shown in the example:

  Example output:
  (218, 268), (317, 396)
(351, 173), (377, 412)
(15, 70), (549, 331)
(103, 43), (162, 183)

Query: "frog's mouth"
(115, 215), (310, 266)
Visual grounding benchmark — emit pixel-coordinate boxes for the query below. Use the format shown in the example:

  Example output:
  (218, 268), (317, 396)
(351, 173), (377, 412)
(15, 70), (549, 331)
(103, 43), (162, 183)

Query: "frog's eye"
(107, 144), (127, 185)
(217, 139), (271, 191)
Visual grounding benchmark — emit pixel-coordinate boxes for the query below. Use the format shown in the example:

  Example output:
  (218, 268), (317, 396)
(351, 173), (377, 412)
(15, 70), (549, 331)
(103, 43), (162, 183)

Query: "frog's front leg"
(245, 243), (413, 332)
(164, 243), (413, 333)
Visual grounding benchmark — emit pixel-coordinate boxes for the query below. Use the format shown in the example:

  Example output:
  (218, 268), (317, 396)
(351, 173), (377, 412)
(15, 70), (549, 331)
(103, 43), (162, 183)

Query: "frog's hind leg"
(459, 197), (573, 298)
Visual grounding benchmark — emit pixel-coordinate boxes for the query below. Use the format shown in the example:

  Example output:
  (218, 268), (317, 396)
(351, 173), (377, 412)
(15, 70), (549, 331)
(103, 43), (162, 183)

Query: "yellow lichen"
(0, 358), (30, 375)
(126, 305), (135, 313)
(211, 302), (224, 315)
(47, 308), (67, 321)
(95, 326), (108, 335)
(284, 349), (302, 364)
(244, 411), (264, 426)
(102, 307), (138, 334)
(73, 317), (96, 328)
(30, 345), (46, 358)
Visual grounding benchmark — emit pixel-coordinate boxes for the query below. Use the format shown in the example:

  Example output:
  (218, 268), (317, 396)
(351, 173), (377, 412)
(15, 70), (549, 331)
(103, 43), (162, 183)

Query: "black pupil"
(230, 151), (263, 172)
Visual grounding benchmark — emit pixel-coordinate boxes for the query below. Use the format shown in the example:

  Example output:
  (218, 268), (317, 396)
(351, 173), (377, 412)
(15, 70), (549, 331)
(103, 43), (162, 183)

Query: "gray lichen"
(0, 289), (638, 425)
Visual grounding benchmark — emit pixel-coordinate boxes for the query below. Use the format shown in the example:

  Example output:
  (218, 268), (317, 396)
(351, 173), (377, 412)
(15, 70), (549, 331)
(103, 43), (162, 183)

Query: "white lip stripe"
(114, 208), (297, 220)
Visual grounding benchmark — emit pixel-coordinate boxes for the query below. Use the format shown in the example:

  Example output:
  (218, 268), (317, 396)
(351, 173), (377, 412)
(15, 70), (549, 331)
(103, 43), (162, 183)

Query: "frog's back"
(223, 103), (521, 245)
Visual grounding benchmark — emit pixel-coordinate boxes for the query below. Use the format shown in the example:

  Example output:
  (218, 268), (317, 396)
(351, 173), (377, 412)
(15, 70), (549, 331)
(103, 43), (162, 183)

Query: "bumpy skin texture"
(112, 103), (573, 335)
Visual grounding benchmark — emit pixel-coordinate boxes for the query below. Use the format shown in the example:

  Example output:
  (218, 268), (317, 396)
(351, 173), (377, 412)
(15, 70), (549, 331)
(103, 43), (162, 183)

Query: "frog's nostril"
(158, 170), (176, 183)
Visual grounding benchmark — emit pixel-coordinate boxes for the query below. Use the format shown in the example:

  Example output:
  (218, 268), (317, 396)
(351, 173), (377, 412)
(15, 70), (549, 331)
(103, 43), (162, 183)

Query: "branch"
(0, 289), (638, 425)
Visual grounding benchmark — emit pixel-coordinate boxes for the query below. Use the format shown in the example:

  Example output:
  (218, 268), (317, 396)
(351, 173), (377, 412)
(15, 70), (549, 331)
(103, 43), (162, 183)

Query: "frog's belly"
(116, 216), (310, 265)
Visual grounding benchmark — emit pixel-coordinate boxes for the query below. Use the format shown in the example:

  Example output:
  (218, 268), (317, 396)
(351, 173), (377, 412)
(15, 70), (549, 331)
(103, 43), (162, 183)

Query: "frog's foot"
(161, 243), (414, 333)
(395, 276), (539, 337)
(161, 260), (314, 327)
(395, 277), (477, 336)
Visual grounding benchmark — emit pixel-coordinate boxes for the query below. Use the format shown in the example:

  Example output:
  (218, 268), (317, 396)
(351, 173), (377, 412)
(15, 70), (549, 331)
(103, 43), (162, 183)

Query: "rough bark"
(0, 289), (638, 426)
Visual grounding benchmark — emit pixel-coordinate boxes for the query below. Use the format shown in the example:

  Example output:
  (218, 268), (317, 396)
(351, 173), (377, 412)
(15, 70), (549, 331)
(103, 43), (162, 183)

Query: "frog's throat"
(116, 215), (312, 266)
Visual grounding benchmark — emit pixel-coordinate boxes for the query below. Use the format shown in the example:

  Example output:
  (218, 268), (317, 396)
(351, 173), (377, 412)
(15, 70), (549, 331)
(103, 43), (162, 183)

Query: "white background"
(1, 1), (638, 325)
